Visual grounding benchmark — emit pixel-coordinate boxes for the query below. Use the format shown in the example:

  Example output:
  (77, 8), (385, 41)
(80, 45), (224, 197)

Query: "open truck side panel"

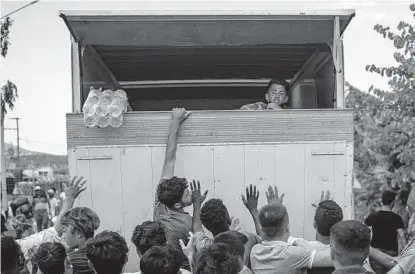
(61, 10), (355, 272)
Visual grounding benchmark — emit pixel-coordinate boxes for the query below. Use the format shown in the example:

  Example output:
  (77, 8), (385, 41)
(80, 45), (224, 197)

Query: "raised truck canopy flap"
(59, 10), (354, 82)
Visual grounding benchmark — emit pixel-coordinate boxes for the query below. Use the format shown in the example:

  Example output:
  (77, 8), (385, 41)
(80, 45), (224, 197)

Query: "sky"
(0, 0), (413, 155)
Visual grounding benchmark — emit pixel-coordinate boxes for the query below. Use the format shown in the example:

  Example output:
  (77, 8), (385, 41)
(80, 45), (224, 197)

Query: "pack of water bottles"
(82, 87), (129, 128)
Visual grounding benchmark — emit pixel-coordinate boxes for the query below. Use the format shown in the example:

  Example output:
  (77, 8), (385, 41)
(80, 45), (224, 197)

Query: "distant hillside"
(4, 143), (68, 169)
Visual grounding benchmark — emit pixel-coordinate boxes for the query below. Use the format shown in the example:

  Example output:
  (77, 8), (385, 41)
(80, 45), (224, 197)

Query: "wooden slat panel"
(74, 148), (93, 208)
(121, 147), (153, 272)
(304, 143), (337, 241)
(213, 146), (246, 229)
(87, 148), (124, 234)
(66, 110), (353, 148)
(274, 144), (306, 239)
(243, 145), (275, 233)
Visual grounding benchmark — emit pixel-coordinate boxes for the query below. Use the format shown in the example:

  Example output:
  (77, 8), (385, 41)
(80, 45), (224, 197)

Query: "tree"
(352, 4), (415, 217)
(1, 17), (18, 122)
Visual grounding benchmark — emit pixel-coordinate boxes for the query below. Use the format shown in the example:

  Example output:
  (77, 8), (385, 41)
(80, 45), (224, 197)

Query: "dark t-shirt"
(68, 247), (95, 274)
(364, 210), (404, 252)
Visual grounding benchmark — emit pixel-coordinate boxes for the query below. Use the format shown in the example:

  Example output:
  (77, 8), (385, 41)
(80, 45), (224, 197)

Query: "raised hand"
(266, 185), (285, 204)
(312, 190), (332, 208)
(172, 108), (191, 124)
(242, 184), (259, 212)
(191, 180), (208, 206)
(63, 176), (87, 200)
(180, 231), (196, 259)
(230, 216), (242, 232)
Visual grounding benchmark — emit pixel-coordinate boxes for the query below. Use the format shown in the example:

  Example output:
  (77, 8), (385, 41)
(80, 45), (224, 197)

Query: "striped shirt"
(68, 247), (95, 274)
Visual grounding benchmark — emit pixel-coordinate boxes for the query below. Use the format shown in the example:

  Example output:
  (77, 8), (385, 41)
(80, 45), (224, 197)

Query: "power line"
(1, 1), (39, 20)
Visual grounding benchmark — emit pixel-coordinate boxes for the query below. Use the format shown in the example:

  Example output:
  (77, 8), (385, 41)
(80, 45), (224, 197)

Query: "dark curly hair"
(194, 243), (241, 274)
(86, 230), (129, 274)
(213, 231), (248, 257)
(330, 220), (370, 265)
(201, 199), (229, 233)
(1, 236), (23, 272)
(314, 200), (343, 237)
(131, 221), (167, 255)
(157, 177), (188, 208)
(32, 242), (67, 274)
(60, 207), (100, 239)
(140, 245), (182, 274)
(266, 78), (290, 92)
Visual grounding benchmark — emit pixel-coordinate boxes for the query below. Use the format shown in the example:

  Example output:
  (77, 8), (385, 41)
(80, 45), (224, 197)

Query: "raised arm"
(54, 176), (86, 235)
(369, 247), (397, 270)
(242, 185), (263, 238)
(160, 108), (191, 181)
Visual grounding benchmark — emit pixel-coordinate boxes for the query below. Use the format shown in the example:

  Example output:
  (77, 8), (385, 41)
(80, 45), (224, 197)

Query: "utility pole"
(5, 117), (20, 168)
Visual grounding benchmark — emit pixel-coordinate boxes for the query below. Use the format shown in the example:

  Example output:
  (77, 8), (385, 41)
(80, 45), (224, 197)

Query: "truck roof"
(59, 9), (355, 46)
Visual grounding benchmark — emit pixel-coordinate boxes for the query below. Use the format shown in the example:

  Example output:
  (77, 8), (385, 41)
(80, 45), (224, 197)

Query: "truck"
(60, 9), (355, 271)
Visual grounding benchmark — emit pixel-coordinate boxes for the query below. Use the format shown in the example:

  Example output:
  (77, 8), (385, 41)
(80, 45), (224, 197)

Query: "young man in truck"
(240, 78), (290, 110)
(153, 108), (208, 251)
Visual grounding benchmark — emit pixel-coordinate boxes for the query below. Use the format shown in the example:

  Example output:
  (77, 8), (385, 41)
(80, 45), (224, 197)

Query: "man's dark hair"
(213, 231), (248, 257)
(131, 221), (167, 255)
(32, 242), (67, 274)
(266, 78), (290, 92)
(60, 207), (100, 239)
(330, 220), (371, 266)
(194, 243), (241, 274)
(1, 236), (22, 272)
(86, 230), (128, 274)
(314, 200), (344, 237)
(201, 199), (229, 233)
(382, 190), (396, 206)
(258, 203), (289, 237)
(140, 245), (182, 274)
(397, 189), (410, 205)
(157, 176), (188, 208)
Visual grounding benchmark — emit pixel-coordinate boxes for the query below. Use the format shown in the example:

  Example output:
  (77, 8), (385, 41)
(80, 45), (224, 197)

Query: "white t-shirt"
(17, 227), (63, 260)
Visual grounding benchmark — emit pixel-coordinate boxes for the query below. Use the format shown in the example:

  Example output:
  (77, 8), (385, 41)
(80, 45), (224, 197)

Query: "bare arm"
(312, 249), (333, 268)
(370, 247), (397, 270)
(242, 185), (263, 238)
(54, 177), (87, 235)
(397, 229), (407, 253)
(387, 264), (404, 274)
(159, 108), (190, 182)
(191, 181), (208, 233)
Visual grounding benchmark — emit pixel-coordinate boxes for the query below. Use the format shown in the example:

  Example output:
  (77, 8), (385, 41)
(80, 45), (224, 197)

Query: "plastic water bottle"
(114, 89), (127, 100)
(109, 97), (124, 117)
(101, 89), (113, 105)
(82, 96), (99, 117)
(84, 115), (98, 128)
(109, 114), (123, 128)
(96, 115), (110, 128)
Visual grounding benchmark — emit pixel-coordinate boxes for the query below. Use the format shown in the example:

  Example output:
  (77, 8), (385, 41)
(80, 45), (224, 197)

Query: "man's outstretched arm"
(155, 108), (191, 205)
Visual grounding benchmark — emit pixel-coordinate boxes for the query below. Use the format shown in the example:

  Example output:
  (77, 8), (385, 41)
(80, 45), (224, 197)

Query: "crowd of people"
(1, 106), (415, 274)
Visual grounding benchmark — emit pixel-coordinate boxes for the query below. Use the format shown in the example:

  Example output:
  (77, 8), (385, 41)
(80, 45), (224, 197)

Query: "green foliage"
(350, 4), (415, 218)
(1, 17), (18, 122)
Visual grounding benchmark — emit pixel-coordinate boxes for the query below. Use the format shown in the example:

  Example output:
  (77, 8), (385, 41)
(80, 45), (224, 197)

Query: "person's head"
(86, 230), (129, 274)
(382, 190), (396, 207)
(60, 207), (100, 249)
(1, 236), (25, 273)
(200, 199), (231, 235)
(157, 176), (192, 209)
(47, 189), (55, 198)
(12, 187), (23, 199)
(194, 243), (241, 274)
(213, 231), (248, 270)
(314, 200), (344, 237)
(330, 220), (371, 268)
(258, 203), (290, 241)
(265, 78), (290, 106)
(32, 242), (72, 274)
(131, 221), (167, 257)
(140, 245), (182, 274)
(396, 189), (410, 206)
